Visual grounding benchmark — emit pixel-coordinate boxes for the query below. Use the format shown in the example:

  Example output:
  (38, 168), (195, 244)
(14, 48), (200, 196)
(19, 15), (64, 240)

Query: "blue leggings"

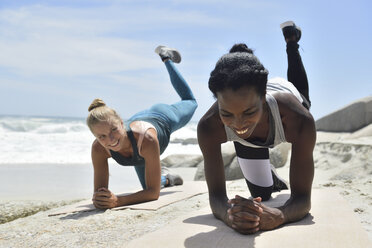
(131, 60), (197, 189)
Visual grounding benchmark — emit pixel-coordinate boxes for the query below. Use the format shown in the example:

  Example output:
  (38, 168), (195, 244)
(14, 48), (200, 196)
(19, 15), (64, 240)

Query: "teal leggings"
(129, 60), (197, 189)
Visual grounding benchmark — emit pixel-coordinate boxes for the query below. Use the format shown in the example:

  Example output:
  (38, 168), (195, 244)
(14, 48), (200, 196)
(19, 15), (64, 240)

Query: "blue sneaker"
(155, 45), (182, 63)
(280, 21), (302, 42)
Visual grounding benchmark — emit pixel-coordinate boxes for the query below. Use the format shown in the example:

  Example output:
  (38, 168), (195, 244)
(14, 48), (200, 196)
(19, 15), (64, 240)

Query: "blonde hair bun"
(88, 98), (106, 112)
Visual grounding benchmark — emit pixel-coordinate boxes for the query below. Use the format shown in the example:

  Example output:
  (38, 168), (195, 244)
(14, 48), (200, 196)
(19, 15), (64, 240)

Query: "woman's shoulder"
(273, 92), (311, 118)
(273, 92), (315, 141)
(129, 121), (157, 140)
(199, 102), (220, 127)
(91, 139), (111, 158)
(129, 121), (158, 156)
(198, 102), (226, 143)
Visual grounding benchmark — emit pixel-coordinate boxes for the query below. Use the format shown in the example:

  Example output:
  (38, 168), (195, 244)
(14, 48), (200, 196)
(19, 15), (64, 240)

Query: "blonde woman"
(87, 46), (197, 209)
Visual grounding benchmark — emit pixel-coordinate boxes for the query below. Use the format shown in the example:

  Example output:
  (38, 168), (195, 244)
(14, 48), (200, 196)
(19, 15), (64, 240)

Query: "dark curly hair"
(208, 43), (268, 97)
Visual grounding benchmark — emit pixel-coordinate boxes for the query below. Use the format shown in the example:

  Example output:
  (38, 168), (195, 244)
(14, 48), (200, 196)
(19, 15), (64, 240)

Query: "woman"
(197, 21), (315, 234)
(87, 46), (197, 209)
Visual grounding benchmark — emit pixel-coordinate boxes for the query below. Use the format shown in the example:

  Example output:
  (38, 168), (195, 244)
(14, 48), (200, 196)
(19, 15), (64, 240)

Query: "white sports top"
(135, 121), (156, 155)
(224, 77), (305, 148)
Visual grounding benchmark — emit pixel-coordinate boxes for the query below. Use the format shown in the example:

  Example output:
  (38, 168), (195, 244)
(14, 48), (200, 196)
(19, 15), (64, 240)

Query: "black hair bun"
(229, 43), (253, 54)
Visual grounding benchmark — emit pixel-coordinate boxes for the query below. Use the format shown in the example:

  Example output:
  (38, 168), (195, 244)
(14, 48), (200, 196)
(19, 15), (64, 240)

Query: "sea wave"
(0, 116), (87, 133)
(0, 115), (199, 164)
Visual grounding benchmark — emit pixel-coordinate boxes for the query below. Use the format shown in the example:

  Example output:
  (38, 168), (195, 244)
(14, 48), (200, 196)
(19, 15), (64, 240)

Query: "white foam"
(0, 116), (199, 164)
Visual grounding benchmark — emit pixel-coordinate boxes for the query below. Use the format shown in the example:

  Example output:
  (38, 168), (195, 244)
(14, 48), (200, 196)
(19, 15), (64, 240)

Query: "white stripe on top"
(224, 77), (303, 148)
(136, 121), (157, 156)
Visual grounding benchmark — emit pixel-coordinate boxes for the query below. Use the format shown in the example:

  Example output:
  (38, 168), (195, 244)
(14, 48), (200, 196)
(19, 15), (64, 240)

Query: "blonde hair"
(86, 98), (122, 132)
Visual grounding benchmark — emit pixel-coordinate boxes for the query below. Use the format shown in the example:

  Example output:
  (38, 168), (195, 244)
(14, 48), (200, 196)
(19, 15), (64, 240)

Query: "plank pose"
(87, 46), (197, 209)
(197, 21), (315, 234)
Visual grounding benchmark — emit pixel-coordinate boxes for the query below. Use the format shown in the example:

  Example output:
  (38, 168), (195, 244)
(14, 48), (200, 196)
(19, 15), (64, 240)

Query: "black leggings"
(287, 41), (311, 106)
(236, 41), (310, 200)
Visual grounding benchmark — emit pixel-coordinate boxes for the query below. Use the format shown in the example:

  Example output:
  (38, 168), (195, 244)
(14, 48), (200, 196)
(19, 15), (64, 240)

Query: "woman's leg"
(234, 142), (273, 201)
(282, 21), (311, 107)
(131, 47), (196, 189)
(164, 60), (195, 101)
(149, 60), (197, 133)
(134, 164), (167, 189)
(287, 41), (311, 106)
(234, 142), (288, 201)
(134, 164), (147, 189)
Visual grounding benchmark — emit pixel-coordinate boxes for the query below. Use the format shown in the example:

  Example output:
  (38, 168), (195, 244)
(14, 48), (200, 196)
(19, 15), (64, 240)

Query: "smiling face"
(217, 86), (265, 140)
(90, 119), (126, 152)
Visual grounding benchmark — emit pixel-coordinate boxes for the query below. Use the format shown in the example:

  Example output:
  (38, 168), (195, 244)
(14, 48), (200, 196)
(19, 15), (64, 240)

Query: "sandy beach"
(0, 99), (372, 247)
(0, 129), (371, 247)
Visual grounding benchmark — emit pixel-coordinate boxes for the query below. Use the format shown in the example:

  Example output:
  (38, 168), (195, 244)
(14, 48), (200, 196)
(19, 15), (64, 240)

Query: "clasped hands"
(227, 195), (284, 234)
(92, 187), (118, 209)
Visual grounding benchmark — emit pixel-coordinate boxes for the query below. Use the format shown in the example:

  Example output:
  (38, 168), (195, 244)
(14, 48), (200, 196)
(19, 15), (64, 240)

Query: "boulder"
(193, 161), (205, 181)
(346, 123), (372, 139)
(224, 157), (244, 180)
(220, 142), (237, 165)
(269, 142), (291, 168)
(170, 138), (198, 145)
(194, 156), (244, 181)
(194, 142), (292, 180)
(194, 142), (236, 181)
(161, 154), (203, 168)
(316, 96), (372, 132)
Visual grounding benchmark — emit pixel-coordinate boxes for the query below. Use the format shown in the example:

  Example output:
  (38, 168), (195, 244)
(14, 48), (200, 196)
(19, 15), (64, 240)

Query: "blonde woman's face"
(91, 119), (126, 151)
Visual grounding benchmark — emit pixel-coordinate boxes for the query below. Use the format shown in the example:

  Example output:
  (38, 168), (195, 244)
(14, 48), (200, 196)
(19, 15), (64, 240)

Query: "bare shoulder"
(198, 102), (226, 145)
(130, 121), (159, 157)
(274, 92), (316, 143)
(91, 139), (111, 159)
(130, 121), (158, 143)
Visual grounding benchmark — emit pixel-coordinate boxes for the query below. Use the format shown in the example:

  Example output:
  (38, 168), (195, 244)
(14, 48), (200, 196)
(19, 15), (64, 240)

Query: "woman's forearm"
(116, 188), (160, 207)
(278, 194), (311, 224)
(210, 194), (231, 225)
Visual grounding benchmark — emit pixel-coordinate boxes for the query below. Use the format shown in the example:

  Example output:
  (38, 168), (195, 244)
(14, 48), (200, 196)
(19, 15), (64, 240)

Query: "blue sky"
(0, 0), (371, 121)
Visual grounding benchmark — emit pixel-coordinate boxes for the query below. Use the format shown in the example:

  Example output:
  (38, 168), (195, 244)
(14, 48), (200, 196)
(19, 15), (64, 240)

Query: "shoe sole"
(154, 45), (166, 55)
(154, 45), (181, 63)
(280, 20), (295, 29)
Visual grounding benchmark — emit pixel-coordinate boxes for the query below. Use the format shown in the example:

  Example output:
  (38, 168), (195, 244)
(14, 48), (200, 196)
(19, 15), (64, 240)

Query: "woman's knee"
(187, 99), (198, 113)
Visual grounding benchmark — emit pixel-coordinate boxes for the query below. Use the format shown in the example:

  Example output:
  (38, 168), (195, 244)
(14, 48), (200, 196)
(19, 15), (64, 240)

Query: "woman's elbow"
(147, 188), (160, 201)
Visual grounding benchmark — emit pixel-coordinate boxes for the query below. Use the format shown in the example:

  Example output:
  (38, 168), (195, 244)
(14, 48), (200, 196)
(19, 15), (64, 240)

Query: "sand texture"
(0, 130), (371, 247)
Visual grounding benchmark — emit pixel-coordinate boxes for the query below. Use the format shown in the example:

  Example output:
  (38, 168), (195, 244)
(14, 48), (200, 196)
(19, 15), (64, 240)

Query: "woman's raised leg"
(150, 46), (197, 133)
(281, 21), (311, 107)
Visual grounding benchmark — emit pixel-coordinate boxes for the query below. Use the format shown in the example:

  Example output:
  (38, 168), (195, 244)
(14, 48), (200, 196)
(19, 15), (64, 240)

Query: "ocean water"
(0, 115), (200, 165)
(0, 115), (200, 201)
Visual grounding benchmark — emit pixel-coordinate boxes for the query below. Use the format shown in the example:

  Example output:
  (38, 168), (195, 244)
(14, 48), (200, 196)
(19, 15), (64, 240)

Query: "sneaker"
(155, 45), (181, 63)
(271, 164), (289, 192)
(280, 21), (301, 42)
(166, 173), (183, 186)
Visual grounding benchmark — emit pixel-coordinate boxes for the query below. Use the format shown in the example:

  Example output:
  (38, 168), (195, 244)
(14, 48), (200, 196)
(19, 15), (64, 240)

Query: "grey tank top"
(224, 77), (304, 148)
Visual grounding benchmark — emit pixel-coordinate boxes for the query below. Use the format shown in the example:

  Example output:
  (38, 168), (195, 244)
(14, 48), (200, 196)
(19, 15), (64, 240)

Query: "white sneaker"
(155, 45), (181, 63)
(280, 20), (302, 42)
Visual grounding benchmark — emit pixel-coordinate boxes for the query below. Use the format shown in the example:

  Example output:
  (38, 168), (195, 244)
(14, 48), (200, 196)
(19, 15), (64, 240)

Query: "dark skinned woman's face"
(217, 86), (265, 140)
